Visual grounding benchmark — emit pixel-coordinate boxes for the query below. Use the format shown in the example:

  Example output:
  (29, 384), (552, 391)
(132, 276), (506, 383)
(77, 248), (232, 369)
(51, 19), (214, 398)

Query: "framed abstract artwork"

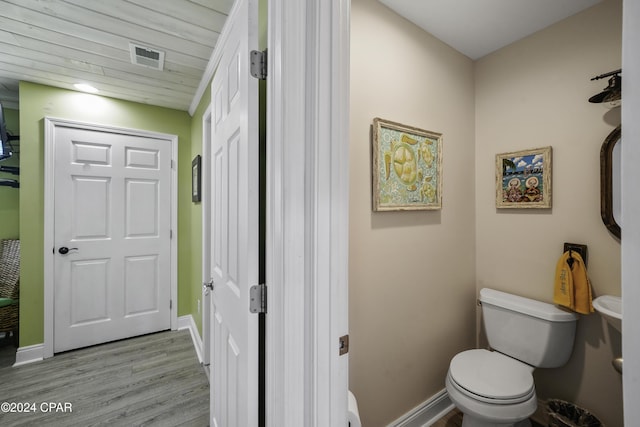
(371, 118), (442, 211)
(496, 146), (552, 209)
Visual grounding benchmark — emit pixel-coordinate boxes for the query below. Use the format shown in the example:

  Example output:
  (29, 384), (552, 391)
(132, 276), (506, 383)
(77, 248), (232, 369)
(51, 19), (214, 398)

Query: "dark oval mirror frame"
(600, 125), (621, 239)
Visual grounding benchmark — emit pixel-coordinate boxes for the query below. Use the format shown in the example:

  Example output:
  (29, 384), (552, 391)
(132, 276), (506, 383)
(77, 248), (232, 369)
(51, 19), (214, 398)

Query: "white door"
(53, 125), (172, 353)
(622, 0), (640, 424)
(208, 0), (259, 425)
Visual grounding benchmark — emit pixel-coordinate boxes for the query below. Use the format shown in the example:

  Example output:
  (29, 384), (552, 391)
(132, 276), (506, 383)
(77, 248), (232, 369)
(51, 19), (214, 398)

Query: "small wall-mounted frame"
(192, 155), (201, 203)
(564, 242), (588, 267)
(371, 117), (442, 211)
(496, 146), (552, 209)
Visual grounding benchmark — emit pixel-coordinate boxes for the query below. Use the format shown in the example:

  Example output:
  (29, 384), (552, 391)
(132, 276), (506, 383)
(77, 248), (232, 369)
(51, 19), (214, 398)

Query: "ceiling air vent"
(129, 43), (165, 71)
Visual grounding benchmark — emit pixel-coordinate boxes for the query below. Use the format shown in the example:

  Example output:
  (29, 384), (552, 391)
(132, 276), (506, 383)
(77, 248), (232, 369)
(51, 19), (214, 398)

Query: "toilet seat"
(448, 349), (535, 404)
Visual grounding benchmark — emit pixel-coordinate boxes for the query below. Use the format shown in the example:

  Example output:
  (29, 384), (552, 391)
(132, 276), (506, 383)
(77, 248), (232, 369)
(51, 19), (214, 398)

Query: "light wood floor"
(0, 330), (209, 426)
(431, 408), (464, 427)
(431, 408), (546, 427)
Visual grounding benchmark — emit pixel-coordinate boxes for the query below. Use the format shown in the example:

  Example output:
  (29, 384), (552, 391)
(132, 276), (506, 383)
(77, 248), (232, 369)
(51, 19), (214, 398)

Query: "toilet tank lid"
(479, 288), (578, 322)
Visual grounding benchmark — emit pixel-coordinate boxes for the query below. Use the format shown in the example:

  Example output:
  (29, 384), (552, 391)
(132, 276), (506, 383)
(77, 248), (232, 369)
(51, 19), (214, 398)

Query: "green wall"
(18, 81), (194, 346)
(0, 107), (20, 240)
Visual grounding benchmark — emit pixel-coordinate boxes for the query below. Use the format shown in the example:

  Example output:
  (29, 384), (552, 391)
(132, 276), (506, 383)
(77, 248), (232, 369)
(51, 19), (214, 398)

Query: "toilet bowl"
(446, 289), (578, 427)
(446, 350), (536, 427)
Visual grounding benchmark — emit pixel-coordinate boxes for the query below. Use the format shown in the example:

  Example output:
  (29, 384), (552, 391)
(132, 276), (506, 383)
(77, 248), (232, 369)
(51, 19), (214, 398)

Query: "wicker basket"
(547, 399), (603, 427)
(0, 239), (20, 333)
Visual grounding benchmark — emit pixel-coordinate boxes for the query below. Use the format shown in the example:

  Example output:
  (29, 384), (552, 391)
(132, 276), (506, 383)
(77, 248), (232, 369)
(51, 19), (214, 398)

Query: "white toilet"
(445, 288), (578, 427)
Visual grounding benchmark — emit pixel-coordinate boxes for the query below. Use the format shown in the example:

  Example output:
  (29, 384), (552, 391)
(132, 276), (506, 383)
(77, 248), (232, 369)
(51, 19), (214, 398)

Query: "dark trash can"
(547, 399), (604, 427)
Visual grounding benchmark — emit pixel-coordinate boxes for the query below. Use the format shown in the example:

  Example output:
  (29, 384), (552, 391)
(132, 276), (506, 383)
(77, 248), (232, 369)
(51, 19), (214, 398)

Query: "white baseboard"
(178, 314), (203, 364)
(387, 389), (454, 427)
(13, 343), (45, 367)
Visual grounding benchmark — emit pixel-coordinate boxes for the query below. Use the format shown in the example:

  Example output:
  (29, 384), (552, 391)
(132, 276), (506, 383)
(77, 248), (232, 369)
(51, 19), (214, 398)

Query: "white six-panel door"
(208, 0), (259, 425)
(52, 125), (172, 353)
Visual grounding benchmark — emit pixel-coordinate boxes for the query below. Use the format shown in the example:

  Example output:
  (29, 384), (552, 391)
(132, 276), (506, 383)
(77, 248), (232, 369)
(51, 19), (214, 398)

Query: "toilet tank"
(479, 288), (578, 368)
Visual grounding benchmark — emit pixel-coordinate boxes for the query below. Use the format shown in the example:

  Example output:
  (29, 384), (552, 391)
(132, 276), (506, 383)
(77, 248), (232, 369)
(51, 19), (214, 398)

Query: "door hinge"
(250, 49), (267, 80)
(249, 283), (267, 313)
(170, 229), (173, 239)
(170, 299), (173, 310)
(339, 334), (349, 356)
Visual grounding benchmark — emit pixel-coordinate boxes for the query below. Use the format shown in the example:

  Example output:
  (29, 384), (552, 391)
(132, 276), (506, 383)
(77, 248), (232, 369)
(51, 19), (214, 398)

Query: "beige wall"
(351, 0), (623, 425)
(475, 1), (623, 425)
(350, 0), (477, 425)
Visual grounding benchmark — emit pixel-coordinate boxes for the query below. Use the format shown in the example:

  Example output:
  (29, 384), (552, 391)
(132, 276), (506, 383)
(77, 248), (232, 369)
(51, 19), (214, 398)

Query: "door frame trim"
(200, 104), (212, 370)
(43, 117), (179, 359)
(266, 0), (350, 424)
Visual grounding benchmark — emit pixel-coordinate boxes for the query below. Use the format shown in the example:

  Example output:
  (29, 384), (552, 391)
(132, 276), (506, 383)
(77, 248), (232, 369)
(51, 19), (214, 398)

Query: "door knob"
(58, 246), (78, 255)
(203, 279), (214, 295)
(612, 357), (623, 374)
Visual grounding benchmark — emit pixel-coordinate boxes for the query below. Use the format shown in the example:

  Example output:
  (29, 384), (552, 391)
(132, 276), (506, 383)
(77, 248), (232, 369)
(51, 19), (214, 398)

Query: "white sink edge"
(593, 295), (622, 320)
(593, 295), (622, 333)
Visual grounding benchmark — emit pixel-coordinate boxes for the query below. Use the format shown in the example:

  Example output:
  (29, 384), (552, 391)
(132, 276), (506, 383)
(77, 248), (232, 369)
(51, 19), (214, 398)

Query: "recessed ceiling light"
(74, 83), (99, 93)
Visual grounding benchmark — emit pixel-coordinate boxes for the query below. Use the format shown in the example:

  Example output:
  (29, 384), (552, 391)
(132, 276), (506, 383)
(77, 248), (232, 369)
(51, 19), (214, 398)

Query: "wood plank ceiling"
(0, 0), (232, 111)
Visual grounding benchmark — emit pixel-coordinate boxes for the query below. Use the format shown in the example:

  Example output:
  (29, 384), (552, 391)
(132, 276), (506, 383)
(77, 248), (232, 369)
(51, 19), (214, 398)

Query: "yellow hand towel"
(571, 252), (594, 314)
(553, 251), (574, 309)
(553, 251), (594, 314)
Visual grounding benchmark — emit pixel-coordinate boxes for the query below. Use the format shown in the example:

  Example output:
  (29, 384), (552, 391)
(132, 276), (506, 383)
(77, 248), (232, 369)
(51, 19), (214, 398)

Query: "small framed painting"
(372, 118), (442, 211)
(192, 155), (202, 203)
(496, 146), (552, 209)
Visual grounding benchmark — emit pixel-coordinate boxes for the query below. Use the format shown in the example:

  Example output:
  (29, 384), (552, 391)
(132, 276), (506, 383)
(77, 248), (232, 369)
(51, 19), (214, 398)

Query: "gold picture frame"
(372, 118), (442, 211)
(496, 146), (552, 209)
